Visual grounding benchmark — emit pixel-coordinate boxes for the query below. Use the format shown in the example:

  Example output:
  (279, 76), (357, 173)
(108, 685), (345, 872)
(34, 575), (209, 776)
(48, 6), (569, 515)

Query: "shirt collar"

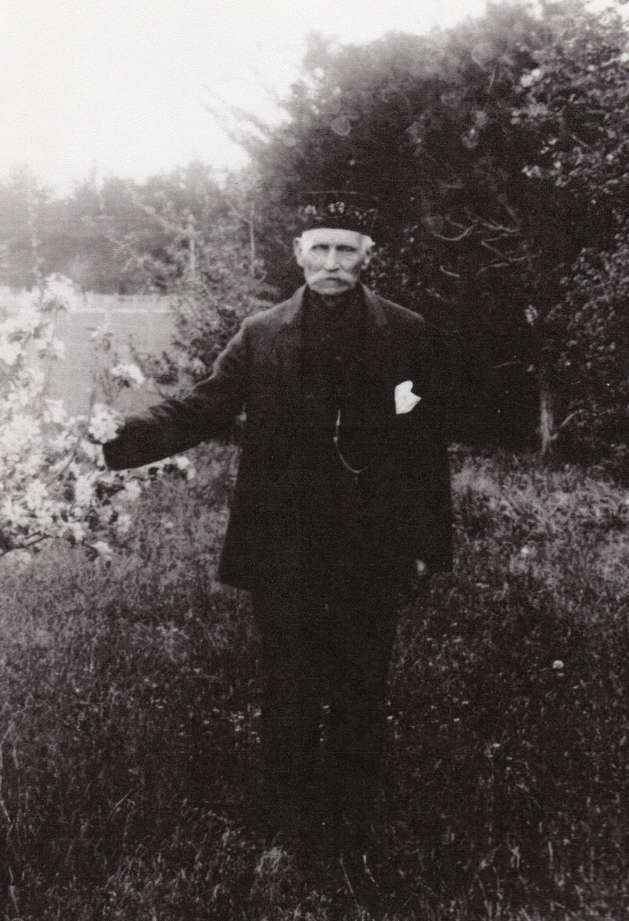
(304, 285), (364, 319)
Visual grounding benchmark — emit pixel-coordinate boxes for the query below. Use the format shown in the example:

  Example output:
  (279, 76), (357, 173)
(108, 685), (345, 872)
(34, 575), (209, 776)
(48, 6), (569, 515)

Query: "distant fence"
(0, 287), (173, 315)
(0, 288), (176, 415)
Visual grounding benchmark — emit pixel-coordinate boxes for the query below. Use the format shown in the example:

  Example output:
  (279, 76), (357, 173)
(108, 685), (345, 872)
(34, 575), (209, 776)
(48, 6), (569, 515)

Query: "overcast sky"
(1, 0), (490, 196)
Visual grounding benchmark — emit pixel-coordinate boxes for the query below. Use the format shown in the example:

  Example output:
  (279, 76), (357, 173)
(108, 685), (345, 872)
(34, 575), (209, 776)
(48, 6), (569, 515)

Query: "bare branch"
(427, 224), (477, 243)
(225, 198), (257, 277)
(477, 262), (509, 273)
(225, 197), (248, 224)
(481, 239), (509, 258)
(479, 222), (519, 235)
(550, 411), (578, 440)
(569, 131), (594, 151)
(439, 265), (461, 278)
(446, 218), (474, 230)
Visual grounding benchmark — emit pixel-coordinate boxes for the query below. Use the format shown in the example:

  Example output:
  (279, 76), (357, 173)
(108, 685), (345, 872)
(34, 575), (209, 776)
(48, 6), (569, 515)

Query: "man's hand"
(88, 404), (125, 445)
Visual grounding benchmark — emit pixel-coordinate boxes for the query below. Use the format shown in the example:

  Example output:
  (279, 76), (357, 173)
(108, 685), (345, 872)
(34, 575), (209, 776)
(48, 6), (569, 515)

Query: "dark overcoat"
(104, 284), (452, 590)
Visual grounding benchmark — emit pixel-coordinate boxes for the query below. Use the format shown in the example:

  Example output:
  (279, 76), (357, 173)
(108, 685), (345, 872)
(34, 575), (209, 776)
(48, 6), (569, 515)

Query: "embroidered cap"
(297, 191), (378, 235)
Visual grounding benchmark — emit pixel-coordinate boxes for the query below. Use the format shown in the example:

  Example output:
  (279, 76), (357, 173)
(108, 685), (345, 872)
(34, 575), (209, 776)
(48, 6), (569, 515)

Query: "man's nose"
(323, 249), (340, 270)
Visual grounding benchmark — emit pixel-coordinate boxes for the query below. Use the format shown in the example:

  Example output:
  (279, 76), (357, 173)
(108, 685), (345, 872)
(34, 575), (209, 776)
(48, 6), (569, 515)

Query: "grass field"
(0, 289), (175, 415)
(0, 446), (629, 919)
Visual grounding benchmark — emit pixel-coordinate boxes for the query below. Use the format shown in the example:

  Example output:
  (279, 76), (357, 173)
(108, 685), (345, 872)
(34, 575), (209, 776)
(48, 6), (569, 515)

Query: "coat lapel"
(361, 286), (395, 427)
(271, 286), (305, 423)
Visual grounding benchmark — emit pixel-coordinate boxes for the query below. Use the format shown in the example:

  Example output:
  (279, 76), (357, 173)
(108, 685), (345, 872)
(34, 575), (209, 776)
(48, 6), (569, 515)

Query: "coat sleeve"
(103, 318), (251, 470)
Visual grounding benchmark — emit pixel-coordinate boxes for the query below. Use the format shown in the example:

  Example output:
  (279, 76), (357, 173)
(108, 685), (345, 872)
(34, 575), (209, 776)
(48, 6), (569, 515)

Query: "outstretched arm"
(103, 319), (250, 470)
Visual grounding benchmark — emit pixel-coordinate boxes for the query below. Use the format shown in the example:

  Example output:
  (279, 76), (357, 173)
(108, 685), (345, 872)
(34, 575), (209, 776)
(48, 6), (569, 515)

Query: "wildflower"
(91, 541), (114, 561)
(173, 455), (196, 479)
(121, 480), (142, 503)
(553, 660), (564, 670)
(520, 68), (544, 88)
(522, 165), (543, 180)
(114, 513), (133, 536)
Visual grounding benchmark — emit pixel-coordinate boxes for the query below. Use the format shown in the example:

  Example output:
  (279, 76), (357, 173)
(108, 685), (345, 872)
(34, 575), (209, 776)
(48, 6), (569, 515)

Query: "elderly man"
(102, 192), (452, 872)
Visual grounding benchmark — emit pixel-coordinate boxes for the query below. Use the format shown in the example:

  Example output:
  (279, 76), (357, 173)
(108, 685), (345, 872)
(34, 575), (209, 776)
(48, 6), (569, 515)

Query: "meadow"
(0, 445), (628, 920)
(0, 288), (174, 415)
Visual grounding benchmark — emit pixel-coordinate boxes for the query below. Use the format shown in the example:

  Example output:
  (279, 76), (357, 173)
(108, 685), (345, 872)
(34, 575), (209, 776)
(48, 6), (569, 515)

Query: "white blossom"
(24, 479), (49, 509)
(79, 439), (104, 464)
(89, 404), (124, 444)
(37, 338), (66, 360)
(0, 273), (192, 558)
(65, 521), (87, 543)
(73, 475), (94, 507)
(0, 341), (22, 366)
(40, 274), (78, 310)
(43, 400), (66, 425)
(110, 363), (145, 387)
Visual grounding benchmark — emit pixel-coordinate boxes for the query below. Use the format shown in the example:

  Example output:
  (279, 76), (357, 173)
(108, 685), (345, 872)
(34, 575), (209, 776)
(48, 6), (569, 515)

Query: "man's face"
(293, 228), (372, 296)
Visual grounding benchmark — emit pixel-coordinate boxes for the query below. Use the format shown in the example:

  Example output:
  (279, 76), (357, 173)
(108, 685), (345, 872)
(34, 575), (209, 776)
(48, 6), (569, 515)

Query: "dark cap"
(297, 191), (378, 235)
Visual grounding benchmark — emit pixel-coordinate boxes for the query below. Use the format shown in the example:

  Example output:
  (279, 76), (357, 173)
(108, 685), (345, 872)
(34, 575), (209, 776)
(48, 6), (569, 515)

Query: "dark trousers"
(253, 568), (400, 844)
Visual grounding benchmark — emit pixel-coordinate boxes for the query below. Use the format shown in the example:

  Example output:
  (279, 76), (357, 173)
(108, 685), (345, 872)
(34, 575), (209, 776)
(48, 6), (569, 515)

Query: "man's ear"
(361, 244), (374, 270)
(293, 237), (305, 267)
(359, 235), (375, 269)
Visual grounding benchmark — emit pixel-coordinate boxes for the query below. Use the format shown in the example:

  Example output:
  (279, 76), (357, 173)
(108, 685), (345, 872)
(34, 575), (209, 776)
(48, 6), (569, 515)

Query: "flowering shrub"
(0, 274), (194, 560)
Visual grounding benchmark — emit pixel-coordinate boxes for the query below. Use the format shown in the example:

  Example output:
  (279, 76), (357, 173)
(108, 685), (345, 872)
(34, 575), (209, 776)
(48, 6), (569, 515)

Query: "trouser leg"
(253, 588), (326, 830)
(325, 580), (398, 844)
(253, 575), (400, 848)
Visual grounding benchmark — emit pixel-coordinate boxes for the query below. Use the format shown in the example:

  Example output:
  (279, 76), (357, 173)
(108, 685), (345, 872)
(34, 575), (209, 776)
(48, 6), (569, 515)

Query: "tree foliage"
(248, 0), (629, 456)
(0, 163), (274, 394)
(512, 2), (629, 463)
(4, 2), (629, 459)
(110, 165), (275, 390)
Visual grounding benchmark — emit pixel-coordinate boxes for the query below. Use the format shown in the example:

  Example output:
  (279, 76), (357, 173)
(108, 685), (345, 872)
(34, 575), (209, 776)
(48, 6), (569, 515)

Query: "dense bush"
(0, 449), (629, 919)
(246, 0), (629, 458)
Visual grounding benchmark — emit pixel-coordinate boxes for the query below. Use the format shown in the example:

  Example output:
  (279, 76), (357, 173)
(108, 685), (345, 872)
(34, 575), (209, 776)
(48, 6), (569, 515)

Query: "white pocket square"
(395, 380), (422, 414)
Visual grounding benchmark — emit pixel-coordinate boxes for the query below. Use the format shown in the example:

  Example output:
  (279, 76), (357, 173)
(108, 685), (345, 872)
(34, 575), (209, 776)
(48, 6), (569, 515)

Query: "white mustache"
(309, 269), (357, 284)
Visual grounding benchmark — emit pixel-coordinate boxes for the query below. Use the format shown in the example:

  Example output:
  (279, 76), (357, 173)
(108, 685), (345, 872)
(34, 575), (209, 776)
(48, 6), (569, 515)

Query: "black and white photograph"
(1, 0), (629, 918)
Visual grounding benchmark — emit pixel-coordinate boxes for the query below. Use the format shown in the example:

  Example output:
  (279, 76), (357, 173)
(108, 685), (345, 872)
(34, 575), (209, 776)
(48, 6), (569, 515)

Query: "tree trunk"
(538, 362), (554, 461)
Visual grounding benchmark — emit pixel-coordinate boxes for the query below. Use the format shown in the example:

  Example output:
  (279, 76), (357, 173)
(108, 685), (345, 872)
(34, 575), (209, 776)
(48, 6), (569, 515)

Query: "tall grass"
(0, 447), (628, 919)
